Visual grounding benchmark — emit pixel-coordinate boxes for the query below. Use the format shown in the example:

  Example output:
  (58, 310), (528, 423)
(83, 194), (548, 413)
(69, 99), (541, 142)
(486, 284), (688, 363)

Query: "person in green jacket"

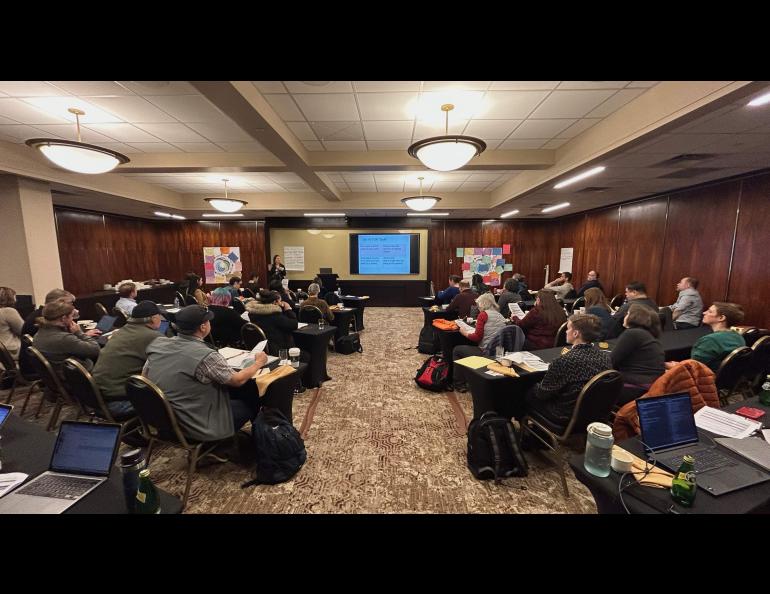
(92, 301), (164, 416)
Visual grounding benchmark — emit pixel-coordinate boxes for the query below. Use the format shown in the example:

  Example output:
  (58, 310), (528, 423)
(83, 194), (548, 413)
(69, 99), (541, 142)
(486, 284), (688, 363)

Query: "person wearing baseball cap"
(142, 304), (267, 442)
(92, 300), (165, 416)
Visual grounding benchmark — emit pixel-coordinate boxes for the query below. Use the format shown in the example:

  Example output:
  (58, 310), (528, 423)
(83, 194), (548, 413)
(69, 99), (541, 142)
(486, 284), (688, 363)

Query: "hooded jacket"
(245, 301), (298, 355)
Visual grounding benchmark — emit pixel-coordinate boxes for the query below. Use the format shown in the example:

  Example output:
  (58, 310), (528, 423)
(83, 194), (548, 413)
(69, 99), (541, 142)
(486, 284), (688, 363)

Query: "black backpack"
(242, 407), (306, 487)
(467, 412), (528, 482)
(335, 333), (363, 354)
(414, 355), (450, 392)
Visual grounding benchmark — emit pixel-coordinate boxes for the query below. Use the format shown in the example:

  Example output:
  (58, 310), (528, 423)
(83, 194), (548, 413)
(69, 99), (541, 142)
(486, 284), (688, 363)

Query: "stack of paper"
(296, 322), (308, 329)
(219, 341), (276, 369)
(694, 407), (763, 438)
(508, 302), (526, 319)
(503, 351), (549, 371)
(455, 320), (475, 333)
(0, 473), (28, 498)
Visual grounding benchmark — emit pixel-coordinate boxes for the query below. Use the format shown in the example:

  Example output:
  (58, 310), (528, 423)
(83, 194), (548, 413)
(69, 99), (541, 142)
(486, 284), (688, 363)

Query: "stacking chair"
(554, 321), (569, 347)
(298, 305), (323, 324)
(231, 299), (246, 315)
(95, 302), (109, 319)
(0, 342), (21, 396)
(184, 294), (198, 306)
(13, 334), (42, 415)
(520, 369), (623, 497)
(658, 307), (674, 332)
(609, 294), (625, 310)
(111, 307), (128, 328)
(741, 327), (761, 347)
(125, 375), (231, 510)
(570, 296), (586, 313)
(27, 346), (84, 431)
(748, 336), (770, 394)
(242, 288), (256, 299)
(241, 322), (267, 350)
(175, 291), (187, 305)
(714, 346), (754, 406)
(1, 338), (43, 415)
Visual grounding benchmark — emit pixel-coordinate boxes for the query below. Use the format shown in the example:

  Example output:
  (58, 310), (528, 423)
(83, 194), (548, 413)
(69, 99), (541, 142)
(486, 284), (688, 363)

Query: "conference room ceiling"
(2, 80), (770, 220)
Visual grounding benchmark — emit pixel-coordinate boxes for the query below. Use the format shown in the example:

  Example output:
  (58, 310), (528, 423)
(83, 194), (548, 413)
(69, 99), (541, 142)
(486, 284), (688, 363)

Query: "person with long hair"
(584, 287), (613, 340)
(269, 254), (286, 281)
(0, 287), (24, 359)
(672, 301), (745, 372)
(510, 290), (567, 350)
(611, 303), (665, 406)
(185, 273), (209, 306)
(470, 273), (491, 295)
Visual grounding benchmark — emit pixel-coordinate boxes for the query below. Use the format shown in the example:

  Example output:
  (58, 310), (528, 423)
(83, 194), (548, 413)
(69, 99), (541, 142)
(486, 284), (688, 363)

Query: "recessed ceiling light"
(542, 202), (570, 213)
(553, 166), (606, 189)
(500, 209), (520, 218)
(304, 213), (345, 217)
(407, 212), (449, 216)
(202, 213), (244, 218)
(748, 91), (770, 107)
(154, 211), (185, 220)
(154, 211), (172, 218)
(171, 214), (186, 220)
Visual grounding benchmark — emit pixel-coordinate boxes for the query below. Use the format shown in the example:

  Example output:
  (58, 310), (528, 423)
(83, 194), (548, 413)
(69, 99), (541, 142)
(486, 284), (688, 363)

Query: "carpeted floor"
(3, 307), (597, 514)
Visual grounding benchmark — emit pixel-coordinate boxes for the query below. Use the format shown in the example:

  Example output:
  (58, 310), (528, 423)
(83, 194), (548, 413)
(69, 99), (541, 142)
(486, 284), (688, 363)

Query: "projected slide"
(359, 234), (411, 274)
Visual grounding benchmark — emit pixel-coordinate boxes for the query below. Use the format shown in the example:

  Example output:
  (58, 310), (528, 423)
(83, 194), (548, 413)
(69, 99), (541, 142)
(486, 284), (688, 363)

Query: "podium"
(319, 273), (339, 292)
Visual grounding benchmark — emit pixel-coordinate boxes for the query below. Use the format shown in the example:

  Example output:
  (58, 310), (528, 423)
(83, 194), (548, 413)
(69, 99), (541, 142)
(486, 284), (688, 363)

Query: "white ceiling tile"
(422, 81), (491, 91)
(310, 121), (364, 141)
(0, 124), (52, 141)
(376, 182), (404, 192)
(353, 81), (421, 92)
(529, 90), (616, 119)
(0, 82), (67, 96)
(284, 81), (354, 93)
(118, 81), (199, 95)
(489, 81), (560, 91)
(431, 181), (463, 191)
(126, 142), (182, 153)
(252, 81), (287, 94)
(215, 141), (268, 153)
(144, 95), (227, 123)
(264, 94), (306, 121)
(33, 124), (115, 144)
(510, 119), (576, 139)
(133, 123), (207, 143)
(322, 140), (366, 151)
(627, 81), (659, 88)
(49, 81), (135, 96)
(374, 173), (406, 182)
(342, 173), (374, 182)
(287, 122), (317, 141)
(557, 118), (602, 139)
(479, 91), (550, 119)
(266, 173), (303, 183)
(22, 97), (123, 124)
(467, 172), (502, 181)
(463, 119), (521, 139)
(367, 140), (412, 150)
(82, 123), (160, 142)
(302, 140), (324, 151)
(0, 98), (69, 124)
(541, 138), (569, 149)
(497, 138), (547, 149)
(186, 120), (254, 142)
(100, 142), (143, 154)
(557, 81), (630, 90)
(84, 96), (177, 123)
(413, 119), (468, 138)
(253, 182), (285, 192)
(362, 120), (413, 140)
(458, 182), (491, 191)
(0, 115), (20, 125)
(435, 172), (470, 181)
(345, 183), (376, 191)
(356, 92), (418, 120)
(172, 142), (225, 153)
(293, 94), (359, 121)
(585, 88), (646, 118)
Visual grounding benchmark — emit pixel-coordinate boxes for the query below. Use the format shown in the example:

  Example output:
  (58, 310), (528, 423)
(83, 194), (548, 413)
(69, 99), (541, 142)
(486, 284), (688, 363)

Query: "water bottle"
(584, 422), (614, 477)
(174, 296), (180, 308)
(429, 281), (436, 297)
(120, 448), (147, 513)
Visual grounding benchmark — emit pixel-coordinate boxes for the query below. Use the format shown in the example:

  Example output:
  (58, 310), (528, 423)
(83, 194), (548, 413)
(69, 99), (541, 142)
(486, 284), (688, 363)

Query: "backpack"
(415, 355), (450, 392)
(336, 333), (363, 354)
(242, 407), (306, 487)
(467, 412), (528, 482)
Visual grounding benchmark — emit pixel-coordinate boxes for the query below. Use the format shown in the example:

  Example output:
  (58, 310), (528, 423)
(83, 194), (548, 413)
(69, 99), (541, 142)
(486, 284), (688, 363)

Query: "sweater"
(302, 295), (335, 321)
(0, 306), (24, 359)
(510, 305), (565, 350)
(587, 306), (613, 340)
(436, 285), (459, 305)
(610, 327), (665, 386)
(691, 330), (745, 372)
(576, 279), (604, 297)
(497, 290), (522, 317)
(33, 324), (100, 374)
(92, 321), (161, 399)
(446, 289), (477, 318)
(465, 310), (508, 354)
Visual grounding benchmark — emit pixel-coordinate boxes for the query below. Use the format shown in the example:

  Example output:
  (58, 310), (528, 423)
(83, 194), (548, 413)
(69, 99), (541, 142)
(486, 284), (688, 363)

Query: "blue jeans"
(106, 399), (135, 417)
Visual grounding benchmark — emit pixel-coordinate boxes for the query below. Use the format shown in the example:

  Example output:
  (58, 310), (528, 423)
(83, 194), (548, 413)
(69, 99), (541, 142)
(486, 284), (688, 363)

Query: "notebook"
(636, 393), (770, 496)
(0, 421), (121, 514)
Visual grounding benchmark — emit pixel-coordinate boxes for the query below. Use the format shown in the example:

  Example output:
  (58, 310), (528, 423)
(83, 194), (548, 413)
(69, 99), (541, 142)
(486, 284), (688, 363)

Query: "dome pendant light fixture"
(26, 108), (130, 174)
(401, 176), (441, 211)
(204, 179), (248, 213)
(407, 103), (486, 172)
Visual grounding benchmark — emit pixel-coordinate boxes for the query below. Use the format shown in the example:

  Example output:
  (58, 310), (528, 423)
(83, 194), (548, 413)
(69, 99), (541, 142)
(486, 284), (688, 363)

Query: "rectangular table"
(292, 324), (337, 388)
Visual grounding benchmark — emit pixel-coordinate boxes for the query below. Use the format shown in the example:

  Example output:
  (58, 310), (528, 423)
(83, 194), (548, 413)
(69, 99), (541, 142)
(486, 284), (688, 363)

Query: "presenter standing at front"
(269, 254), (287, 281)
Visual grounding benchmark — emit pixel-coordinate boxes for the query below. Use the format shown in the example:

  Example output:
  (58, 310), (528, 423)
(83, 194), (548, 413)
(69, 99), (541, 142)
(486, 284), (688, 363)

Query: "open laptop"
(637, 393), (770, 496)
(0, 404), (12, 429)
(96, 314), (117, 334)
(0, 421), (121, 514)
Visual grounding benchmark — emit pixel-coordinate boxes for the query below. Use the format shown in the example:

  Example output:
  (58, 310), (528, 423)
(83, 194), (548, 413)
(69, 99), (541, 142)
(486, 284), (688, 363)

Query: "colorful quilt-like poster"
(459, 246), (511, 286)
(203, 247), (242, 284)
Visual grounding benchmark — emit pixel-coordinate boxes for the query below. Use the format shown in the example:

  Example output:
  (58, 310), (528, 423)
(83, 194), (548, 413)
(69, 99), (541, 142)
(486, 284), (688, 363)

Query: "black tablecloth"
(330, 308), (356, 340)
(259, 361), (308, 422)
(567, 398), (770, 514)
(0, 414), (183, 514)
(340, 296), (369, 330)
(437, 327), (475, 382)
(418, 296), (436, 307)
(420, 308), (458, 354)
(292, 325), (337, 387)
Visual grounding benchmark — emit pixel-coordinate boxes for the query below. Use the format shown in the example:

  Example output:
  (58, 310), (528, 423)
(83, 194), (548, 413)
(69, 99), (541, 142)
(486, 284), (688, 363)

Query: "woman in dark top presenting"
(611, 303), (665, 406)
(510, 290), (567, 350)
(269, 255), (286, 281)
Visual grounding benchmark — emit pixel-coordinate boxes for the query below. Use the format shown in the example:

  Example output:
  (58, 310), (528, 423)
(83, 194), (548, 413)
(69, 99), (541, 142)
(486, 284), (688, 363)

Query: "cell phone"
(735, 406), (765, 420)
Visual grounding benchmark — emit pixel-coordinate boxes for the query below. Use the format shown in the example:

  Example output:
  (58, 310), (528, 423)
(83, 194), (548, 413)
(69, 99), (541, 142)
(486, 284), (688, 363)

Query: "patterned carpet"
(3, 307), (597, 514)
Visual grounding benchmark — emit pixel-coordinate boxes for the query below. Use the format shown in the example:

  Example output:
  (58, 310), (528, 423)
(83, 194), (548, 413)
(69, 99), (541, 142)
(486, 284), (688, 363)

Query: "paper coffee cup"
(288, 348), (300, 357)
(611, 447), (634, 473)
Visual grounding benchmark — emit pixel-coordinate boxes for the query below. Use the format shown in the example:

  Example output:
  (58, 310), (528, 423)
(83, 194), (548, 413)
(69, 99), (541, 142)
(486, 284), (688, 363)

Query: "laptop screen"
(96, 315), (117, 333)
(50, 421), (121, 476)
(0, 404), (11, 428)
(637, 393), (699, 453)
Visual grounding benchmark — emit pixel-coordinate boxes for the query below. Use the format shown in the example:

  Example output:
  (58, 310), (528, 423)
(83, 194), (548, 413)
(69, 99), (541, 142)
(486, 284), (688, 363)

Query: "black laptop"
(636, 393), (770, 496)
(96, 315), (117, 333)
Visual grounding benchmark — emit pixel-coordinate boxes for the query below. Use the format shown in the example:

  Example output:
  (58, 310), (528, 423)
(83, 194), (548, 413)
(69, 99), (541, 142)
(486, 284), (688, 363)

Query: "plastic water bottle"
(120, 448), (147, 513)
(584, 422), (614, 477)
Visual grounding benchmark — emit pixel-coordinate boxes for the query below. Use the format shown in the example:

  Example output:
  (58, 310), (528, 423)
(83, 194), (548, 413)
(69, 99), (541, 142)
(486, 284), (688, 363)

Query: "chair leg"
(4, 374), (19, 403)
(20, 381), (40, 416)
(34, 388), (48, 418)
(46, 400), (63, 432)
(145, 438), (156, 464)
(182, 445), (202, 511)
(554, 443), (570, 498)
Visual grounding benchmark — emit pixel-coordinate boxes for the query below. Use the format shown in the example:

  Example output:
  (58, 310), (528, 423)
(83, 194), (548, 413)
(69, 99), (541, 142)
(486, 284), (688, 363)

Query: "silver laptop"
(0, 421), (121, 514)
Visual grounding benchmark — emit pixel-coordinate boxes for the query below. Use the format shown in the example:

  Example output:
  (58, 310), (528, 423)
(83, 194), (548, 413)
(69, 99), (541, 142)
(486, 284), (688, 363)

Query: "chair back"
(0, 341), (19, 387)
(563, 370), (623, 439)
(209, 305), (246, 347)
(175, 291), (186, 305)
(111, 307), (128, 328)
(18, 334), (39, 381)
(126, 375), (193, 447)
(742, 327), (761, 347)
(554, 321), (569, 347)
(241, 322), (267, 350)
(62, 358), (115, 421)
(609, 294), (624, 310)
(231, 299), (246, 314)
(95, 302), (109, 319)
(298, 305), (323, 324)
(570, 295), (586, 313)
(184, 293), (198, 306)
(658, 307), (674, 331)
(27, 345), (70, 400)
(715, 346), (754, 392)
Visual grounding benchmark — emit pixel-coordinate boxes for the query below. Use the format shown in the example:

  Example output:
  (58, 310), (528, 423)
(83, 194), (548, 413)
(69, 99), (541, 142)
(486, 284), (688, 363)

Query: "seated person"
(542, 271), (574, 300)
(92, 301), (164, 417)
(524, 314), (612, 430)
(509, 290), (567, 350)
(452, 293), (508, 392)
(243, 273), (260, 297)
(470, 274), (491, 295)
(666, 302), (745, 372)
(607, 281), (657, 339)
(0, 286), (24, 360)
(208, 288), (247, 346)
(227, 276), (242, 300)
(185, 273), (209, 306)
(446, 280), (477, 318)
(611, 303), (665, 406)
(496, 277), (522, 317)
(583, 287), (613, 340)
(115, 282), (138, 316)
(436, 275), (461, 306)
(513, 273), (529, 301)
(575, 270), (604, 298)
(34, 299), (101, 374)
(301, 283), (334, 323)
(246, 290), (301, 357)
(143, 305), (266, 443)
(269, 278), (296, 309)
(21, 288), (76, 337)
(669, 276), (704, 330)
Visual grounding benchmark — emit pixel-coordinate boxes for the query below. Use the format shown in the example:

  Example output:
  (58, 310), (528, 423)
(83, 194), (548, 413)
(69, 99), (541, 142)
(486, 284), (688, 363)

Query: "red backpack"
(415, 355), (450, 392)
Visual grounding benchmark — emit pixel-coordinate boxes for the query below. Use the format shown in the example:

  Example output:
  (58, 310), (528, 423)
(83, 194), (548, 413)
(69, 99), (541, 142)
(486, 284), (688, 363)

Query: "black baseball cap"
(174, 305), (214, 332)
(130, 301), (161, 319)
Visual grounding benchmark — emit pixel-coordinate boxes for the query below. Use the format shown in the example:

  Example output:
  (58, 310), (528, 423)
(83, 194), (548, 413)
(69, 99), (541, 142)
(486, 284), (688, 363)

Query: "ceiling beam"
(307, 149), (554, 171)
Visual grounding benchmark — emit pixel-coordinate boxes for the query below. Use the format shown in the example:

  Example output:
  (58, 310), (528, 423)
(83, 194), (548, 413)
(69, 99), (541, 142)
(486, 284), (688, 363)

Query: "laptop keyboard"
(16, 475), (101, 500)
(665, 448), (736, 473)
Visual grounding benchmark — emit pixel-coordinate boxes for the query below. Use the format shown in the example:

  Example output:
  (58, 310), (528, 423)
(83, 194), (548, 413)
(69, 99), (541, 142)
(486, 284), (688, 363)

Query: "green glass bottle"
(135, 468), (161, 514)
(759, 376), (770, 406)
(670, 454), (697, 507)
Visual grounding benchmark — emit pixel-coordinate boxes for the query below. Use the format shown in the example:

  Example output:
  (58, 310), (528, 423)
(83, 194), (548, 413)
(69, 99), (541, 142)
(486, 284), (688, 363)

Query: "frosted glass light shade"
(408, 135), (486, 172)
(205, 198), (247, 213)
(401, 196), (441, 211)
(27, 139), (129, 174)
